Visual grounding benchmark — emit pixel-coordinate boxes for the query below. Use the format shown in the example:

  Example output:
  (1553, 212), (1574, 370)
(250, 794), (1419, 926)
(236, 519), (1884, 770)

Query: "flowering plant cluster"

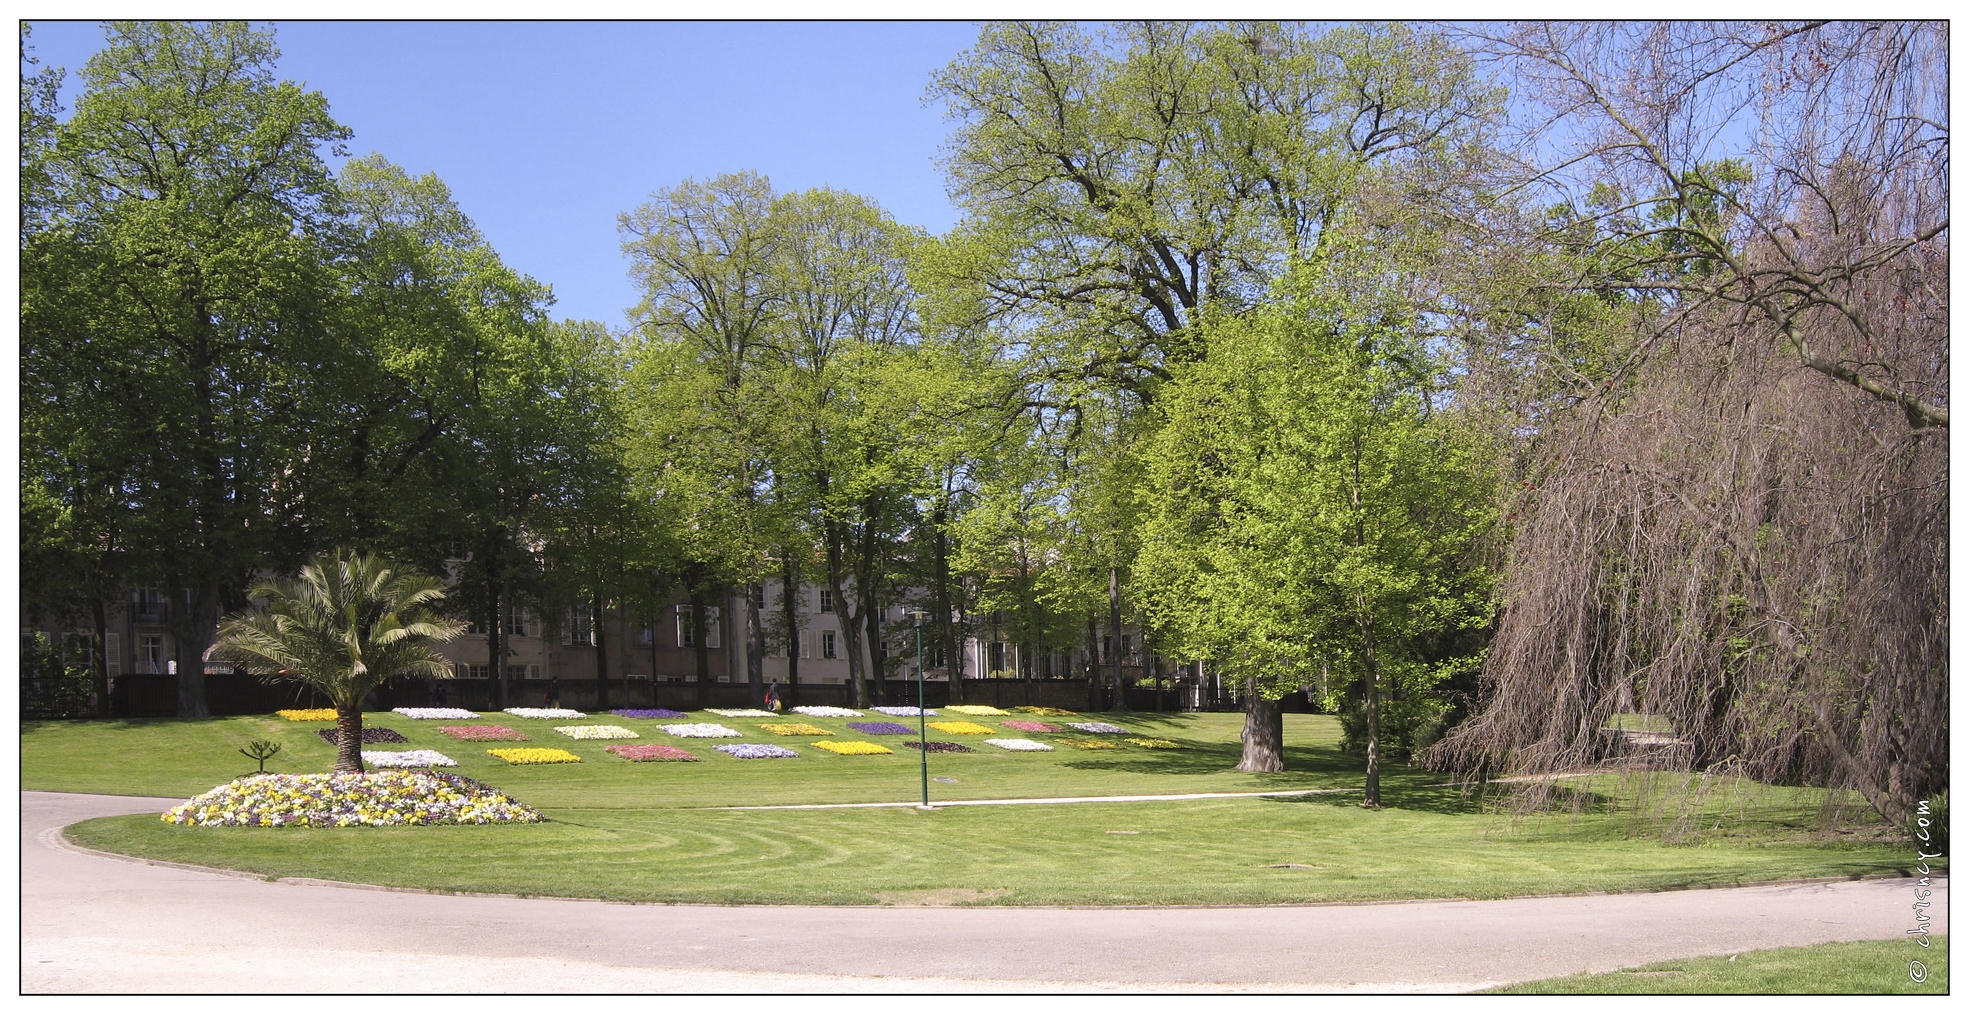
(504, 707), (587, 719)
(161, 771), (541, 827)
(361, 749), (459, 768)
(706, 708), (779, 717)
(903, 741), (975, 753)
(943, 705), (1012, 716)
(811, 740), (894, 756)
(607, 744), (699, 762)
(314, 727), (408, 745)
(714, 743), (798, 759)
(927, 720), (996, 735)
(1000, 720), (1063, 733)
(1012, 706), (1075, 716)
(609, 708), (688, 719)
(983, 738), (1053, 752)
(1125, 738), (1184, 749)
(759, 722), (832, 737)
(1067, 721), (1130, 735)
(791, 706), (863, 718)
(660, 723), (742, 738)
(275, 708), (339, 721)
(487, 747), (582, 765)
(1055, 737), (1121, 750)
(554, 724), (640, 740)
(394, 707), (481, 720)
(846, 721), (915, 735)
(870, 706), (936, 717)
(436, 725), (526, 741)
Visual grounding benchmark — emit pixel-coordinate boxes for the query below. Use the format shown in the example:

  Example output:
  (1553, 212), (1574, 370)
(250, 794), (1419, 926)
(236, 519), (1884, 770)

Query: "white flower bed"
(393, 707), (481, 720)
(705, 708), (779, 717)
(553, 725), (640, 740)
(659, 723), (743, 738)
(871, 706), (937, 717)
(715, 743), (798, 759)
(791, 705), (864, 718)
(361, 749), (459, 768)
(1068, 721), (1130, 735)
(984, 738), (1053, 752)
(504, 707), (588, 719)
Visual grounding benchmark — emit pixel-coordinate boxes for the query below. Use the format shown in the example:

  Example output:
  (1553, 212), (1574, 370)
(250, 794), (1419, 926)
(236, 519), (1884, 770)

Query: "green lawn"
(30, 709), (1921, 907)
(1492, 937), (1949, 994)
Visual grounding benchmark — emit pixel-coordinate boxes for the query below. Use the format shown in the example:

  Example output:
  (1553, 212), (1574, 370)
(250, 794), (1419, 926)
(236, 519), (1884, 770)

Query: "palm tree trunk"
(335, 703), (365, 773)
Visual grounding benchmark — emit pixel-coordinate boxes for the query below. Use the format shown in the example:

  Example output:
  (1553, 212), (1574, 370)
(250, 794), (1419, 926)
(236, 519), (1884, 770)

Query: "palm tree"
(214, 550), (465, 772)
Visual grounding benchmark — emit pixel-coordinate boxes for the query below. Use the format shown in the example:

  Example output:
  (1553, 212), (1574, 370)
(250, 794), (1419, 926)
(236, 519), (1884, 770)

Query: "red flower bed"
(437, 725), (527, 741)
(607, 744), (699, 762)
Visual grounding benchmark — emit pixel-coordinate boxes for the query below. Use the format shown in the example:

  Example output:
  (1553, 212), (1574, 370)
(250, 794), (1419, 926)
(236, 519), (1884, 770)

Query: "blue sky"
(25, 20), (981, 328)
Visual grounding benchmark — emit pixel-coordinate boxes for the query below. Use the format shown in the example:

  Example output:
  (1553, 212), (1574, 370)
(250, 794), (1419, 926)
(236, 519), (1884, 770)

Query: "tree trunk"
(689, 580), (711, 709)
(593, 591), (610, 710)
(334, 702), (365, 773)
(865, 591), (884, 706)
(746, 582), (765, 708)
(489, 581), (507, 711)
(93, 599), (112, 719)
(1362, 625), (1382, 808)
(1023, 640), (1035, 706)
(1152, 649), (1164, 713)
(172, 582), (215, 717)
(1085, 616), (1102, 711)
(648, 611), (660, 710)
(1109, 565), (1129, 711)
(781, 556), (801, 707)
(1236, 679), (1284, 772)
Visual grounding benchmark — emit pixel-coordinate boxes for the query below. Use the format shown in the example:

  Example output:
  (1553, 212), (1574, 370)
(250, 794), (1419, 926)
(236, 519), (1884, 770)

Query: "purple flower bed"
(903, 741), (975, 753)
(847, 721), (916, 735)
(314, 727), (409, 745)
(714, 743), (799, 759)
(609, 708), (688, 719)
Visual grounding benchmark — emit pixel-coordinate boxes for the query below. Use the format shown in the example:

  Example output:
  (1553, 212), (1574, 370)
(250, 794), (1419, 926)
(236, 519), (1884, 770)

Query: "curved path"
(23, 791), (1945, 993)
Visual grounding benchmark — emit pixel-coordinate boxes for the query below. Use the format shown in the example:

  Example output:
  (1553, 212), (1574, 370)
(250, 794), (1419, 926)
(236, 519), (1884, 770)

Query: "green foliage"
(20, 632), (96, 719)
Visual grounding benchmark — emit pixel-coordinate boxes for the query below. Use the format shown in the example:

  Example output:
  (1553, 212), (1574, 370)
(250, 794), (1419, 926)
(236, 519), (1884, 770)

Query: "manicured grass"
(34, 707), (1920, 907)
(1491, 937), (1949, 994)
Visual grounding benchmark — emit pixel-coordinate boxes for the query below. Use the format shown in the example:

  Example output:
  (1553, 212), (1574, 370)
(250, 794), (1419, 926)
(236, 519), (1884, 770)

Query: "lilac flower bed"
(1068, 721), (1130, 735)
(714, 743), (799, 759)
(846, 721), (915, 735)
(870, 706), (936, 717)
(903, 741), (975, 753)
(607, 744), (699, 762)
(609, 708), (688, 719)
(314, 727), (408, 745)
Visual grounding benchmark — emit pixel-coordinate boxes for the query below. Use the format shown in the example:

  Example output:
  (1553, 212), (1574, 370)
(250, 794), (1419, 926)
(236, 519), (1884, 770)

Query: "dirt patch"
(875, 888), (1013, 906)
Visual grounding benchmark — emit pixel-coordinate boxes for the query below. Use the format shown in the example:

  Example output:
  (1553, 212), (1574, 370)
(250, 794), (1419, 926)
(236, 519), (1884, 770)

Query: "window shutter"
(105, 633), (122, 677)
(705, 606), (721, 649)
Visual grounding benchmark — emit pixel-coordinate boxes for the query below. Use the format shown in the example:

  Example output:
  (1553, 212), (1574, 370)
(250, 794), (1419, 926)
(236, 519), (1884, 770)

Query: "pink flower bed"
(607, 744), (699, 762)
(437, 725), (528, 741)
(1001, 720), (1064, 733)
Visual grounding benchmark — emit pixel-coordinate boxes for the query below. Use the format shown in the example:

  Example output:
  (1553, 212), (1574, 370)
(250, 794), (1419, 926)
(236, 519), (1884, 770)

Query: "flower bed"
(811, 740), (894, 756)
(791, 706), (863, 718)
(160, 771), (541, 827)
(436, 725), (526, 741)
(846, 721), (915, 735)
(1067, 721), (1130, 735)
(1011, 706), (1075, 716)
(714, 743), (798, 759)
(1054, 737), (1122, 750)
(503, 707), (587, 719)
(758, 722), (832, 737)
(393, 707), (481, 720)
(554, 724), (640, 740)
(659, 723), (742, 738)
(361, 749), (459, 768)
(1000, 720), (1063, 733)
(943, 705), (1012, 716)
(1125, 737), (1184, 749)
(314, 727), (408, 745)
(870, 706), (936, 717)
(275, 708), (338, 721)
(486, 747), (582, 765)
(609, 708), (688, 719)
(705, 708), (778, 717)
(606, 744), (699, 762)
(903, 741), (975, 753)
(983, 738), (1053, 752)
(926, 720), (996, 735)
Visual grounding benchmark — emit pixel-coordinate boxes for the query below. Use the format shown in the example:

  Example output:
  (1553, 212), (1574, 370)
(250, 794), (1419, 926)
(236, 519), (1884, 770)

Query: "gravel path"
(23, 790), (1945, 993)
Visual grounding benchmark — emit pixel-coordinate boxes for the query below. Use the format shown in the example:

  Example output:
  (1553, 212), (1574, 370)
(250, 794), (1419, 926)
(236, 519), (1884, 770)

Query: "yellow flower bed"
(926, 720), (996, 735)
(759, 722), (832, 737)
(486, 747), (581, 765)
(1055, 737), (1121, 750)
(943, 705), (1012, 716)
(275, 708), (338, 721)
(1012, 706), (1076, 716)
(811, 740), (894, 756)
(1125, 738), (1184, 749)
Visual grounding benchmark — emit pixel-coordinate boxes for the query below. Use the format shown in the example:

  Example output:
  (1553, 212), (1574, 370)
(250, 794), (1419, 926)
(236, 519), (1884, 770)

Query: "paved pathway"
(22, 791), (1946, 993)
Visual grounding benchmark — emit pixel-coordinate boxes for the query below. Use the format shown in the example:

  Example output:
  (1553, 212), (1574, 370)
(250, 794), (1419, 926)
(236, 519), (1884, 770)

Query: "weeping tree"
(213, 550), (465, 772)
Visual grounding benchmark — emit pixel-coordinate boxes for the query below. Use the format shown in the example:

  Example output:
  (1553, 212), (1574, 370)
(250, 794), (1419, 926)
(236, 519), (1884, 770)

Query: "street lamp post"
(913, 609), (929, 809)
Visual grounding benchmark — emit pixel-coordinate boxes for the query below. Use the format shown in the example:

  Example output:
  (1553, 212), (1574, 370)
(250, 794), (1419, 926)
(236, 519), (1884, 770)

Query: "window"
(504, 607), (528, 638)
(818, 589), (834, 613)
(753, 586), (767, 609)
(676, 606), (722, 649)
(132, 587), (164, 623)
(799, 631), (811, 659)
(566, 606), (592, 646)
(466, 618), (485, 635)
(138, 635), (164, 674)
(821, 631), (837, 659)
(1102, 635), (1112, 664)
(105, 632), (121, 677)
